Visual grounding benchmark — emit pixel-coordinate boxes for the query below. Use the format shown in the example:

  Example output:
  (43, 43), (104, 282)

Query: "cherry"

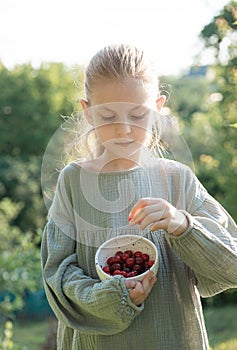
(102, 249), (155, 278)
(111, 263), (122, 271)
(115, 251), (123, 257)
(127, 271), (138, 278)
(134, 251), (143, 258)
(123, 267), (130, 273)
(133, 264), (142, 273)
(125, 257), (135, 268)
(113, 270), (127, 277)
(102, 266), (111, 274)
(121, 253), (130, 261)
(107, 257), (115, 265)
(147, 260), (155, 268)
(124, 250), (133, 257)
(113, 255), (122, 263)
(142, 253), (150, 262)
(135, 257), (144, 265)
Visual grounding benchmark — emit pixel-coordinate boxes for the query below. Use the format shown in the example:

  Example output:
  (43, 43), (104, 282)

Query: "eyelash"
(130, 114), (146, 120)
(100, 114), (146, 121)
(101, 115), (116, 121)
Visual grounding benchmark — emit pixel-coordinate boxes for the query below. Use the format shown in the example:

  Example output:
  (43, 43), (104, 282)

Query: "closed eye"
(130, 113), (146, 120)
(99, 114), (116, 121)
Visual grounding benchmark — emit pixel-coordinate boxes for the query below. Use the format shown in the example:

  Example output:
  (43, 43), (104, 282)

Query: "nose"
(116, 122), (132, 136)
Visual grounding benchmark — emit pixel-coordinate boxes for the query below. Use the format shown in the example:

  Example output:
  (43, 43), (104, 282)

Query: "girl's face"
(81, 78), (165, 164)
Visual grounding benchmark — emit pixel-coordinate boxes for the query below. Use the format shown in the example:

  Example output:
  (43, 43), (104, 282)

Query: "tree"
(0, 62), (84, 158)
(0, 198), (42, 318)
(196, 0), (237, 220)
(0, 63), (84, 233)
(162, 1), (237, 222)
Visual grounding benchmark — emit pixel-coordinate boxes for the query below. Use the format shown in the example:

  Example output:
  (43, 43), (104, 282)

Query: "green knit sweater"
(41, 159), (237, 350)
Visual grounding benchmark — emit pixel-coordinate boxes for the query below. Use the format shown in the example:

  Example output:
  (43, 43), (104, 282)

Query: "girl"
(41, 44), (237, 350)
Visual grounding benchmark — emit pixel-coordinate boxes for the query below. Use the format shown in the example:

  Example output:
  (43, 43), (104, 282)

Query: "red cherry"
(142, 253), (150, 262)
(133, 264), (142, 273)
(124, 250), (133, 257)
(102, 266), (111, 274)
(144, 261), (149, 271)
(123, 267), (131, 273)
(115, 251), (123, 257)
(121, 253), (130, 261)
(113, 269), (122, 275)
(134, 251), (143, 258)
(107, 257), (115, 265)
(125, 257), (135, 268)
(113, 270), (127, 277)
(135, 257), (144, 265)
(113, 255), (122, 263)
(111, 263), (122, 271)
(127, 271), (138, 278)
(147, 260), (155, 268)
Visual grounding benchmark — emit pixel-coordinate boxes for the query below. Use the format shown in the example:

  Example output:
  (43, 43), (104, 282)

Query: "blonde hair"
(84, 44), (159, 103)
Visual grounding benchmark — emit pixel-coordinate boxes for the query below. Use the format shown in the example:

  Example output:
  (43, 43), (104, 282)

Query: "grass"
(0, 317), (55, 350)
(0, 305), (237, 349)
(204, 305), (237, 350)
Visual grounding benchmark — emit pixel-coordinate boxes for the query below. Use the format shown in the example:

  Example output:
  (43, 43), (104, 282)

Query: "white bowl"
(95, 235), (159, 281)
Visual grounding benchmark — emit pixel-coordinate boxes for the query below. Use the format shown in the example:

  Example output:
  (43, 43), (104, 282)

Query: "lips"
(115, 139), (134, 146)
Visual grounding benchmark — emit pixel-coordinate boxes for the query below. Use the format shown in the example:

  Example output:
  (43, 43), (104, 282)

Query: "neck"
(96, 152), (141, 172)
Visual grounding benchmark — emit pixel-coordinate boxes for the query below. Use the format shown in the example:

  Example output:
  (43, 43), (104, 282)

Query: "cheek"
(95, 125), (115, 141)
(134, 122), (153, 141)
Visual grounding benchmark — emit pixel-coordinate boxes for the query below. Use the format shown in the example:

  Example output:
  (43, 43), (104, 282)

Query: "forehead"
(90, 78), (156, 106)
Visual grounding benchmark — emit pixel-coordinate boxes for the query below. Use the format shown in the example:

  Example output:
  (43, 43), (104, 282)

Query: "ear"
(156, 95), (166, 111)
(80, 98), (94, 125)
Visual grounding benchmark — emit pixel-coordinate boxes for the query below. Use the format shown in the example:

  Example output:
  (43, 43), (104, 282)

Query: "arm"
(129, 163), (237, 298)
(41, 167), (143, 335)
(165, 193), (237, 297)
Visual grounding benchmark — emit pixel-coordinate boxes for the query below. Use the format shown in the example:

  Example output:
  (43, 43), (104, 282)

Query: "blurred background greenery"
(0, 1), (237, 349)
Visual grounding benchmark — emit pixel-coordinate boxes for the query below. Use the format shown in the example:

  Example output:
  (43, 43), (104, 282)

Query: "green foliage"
(0, 156), (46, 232)
(0, 197), (42, 318)
(0, 62), (83, 158)
(161, 1), (237, 224)
(0, 63), (84, 335)
(0, 319), (56, 350)
(161, 75), (211, 121)
(204, 305), (237, 349)
(200, 1), (237, 63)
(193, 1), (237, 220)
(0, 321), (24, 350)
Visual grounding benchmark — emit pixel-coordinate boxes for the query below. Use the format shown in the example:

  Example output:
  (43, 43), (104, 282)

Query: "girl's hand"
(125, 270), (157, 306)
(129, 198), (189, 236)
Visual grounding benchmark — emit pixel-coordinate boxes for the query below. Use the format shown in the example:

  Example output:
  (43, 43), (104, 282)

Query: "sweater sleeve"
(165, 167), (237, 298)
(41, 168), (143, 335)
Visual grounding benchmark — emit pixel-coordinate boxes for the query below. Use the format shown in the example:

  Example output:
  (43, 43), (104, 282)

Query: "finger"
(128, 198), (153, 220)
(129, 274), (157, 305)
(130, 203), (162, 226)
(138, 210), (164, 230)
(141, 271), (156, 289)
(130, 205), (166, 229)
(129, 281), (144, 299)
(125, 280), (136, 290)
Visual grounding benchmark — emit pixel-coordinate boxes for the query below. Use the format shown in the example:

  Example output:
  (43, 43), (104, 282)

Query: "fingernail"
(128, 216), (132, 221)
